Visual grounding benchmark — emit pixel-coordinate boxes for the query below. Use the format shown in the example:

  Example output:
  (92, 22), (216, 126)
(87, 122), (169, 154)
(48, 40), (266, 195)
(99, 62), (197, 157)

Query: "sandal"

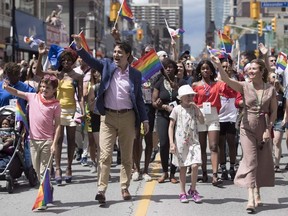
(65, 167), (72, 183)
(158, 173), (169, 183)
(197, 171), (208, 183)
(212, 173), (223, 186)
(55, 168), (62, 185)
(274, 166), (281, 173)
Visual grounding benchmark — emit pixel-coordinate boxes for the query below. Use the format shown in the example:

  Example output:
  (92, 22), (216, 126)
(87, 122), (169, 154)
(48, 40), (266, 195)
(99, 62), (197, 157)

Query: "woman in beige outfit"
(211, 55), (277, 213)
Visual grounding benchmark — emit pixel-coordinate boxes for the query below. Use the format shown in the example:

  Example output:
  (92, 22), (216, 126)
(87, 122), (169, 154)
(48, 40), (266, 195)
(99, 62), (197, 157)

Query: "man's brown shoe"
(121, 188), (132, 200)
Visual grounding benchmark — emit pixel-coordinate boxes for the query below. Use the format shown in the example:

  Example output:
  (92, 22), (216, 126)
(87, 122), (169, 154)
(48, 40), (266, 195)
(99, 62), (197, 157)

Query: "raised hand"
(111, 27), (121, 42)
(38, 42), (48, 55)
(71, 34), (82, 49)
(210, 54), (220, 64)
(258, 43), (268, 56)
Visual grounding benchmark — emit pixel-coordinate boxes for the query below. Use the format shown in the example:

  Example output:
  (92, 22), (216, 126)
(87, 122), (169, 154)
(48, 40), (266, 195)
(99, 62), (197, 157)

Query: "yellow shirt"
(57, 79), (76, 109)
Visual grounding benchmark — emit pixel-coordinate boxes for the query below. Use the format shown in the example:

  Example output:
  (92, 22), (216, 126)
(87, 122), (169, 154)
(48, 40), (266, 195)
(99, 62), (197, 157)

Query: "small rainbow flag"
(15, 101), (29, 131)
(276, 52), (287, 71)
(167, 27), (185, 38)
(218, 31), (234, 53)
(207, 46), (228, 58)
(132, 49), (163, 83)
(76, 31), (92, 54)
(119, 0), (134, 21)
(32, 169), (53, 210)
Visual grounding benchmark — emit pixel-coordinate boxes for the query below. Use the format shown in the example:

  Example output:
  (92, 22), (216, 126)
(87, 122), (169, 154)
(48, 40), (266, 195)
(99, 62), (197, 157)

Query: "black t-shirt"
(154, 77), (178, 110)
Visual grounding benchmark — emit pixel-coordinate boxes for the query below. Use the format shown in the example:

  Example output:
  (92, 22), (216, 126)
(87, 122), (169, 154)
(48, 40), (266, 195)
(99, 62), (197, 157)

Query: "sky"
(131, 0), (205, 57)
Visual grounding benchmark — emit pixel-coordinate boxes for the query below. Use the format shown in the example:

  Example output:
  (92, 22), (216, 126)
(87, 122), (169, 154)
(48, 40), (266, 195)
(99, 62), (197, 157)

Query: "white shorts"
(197, 106), (220, 132)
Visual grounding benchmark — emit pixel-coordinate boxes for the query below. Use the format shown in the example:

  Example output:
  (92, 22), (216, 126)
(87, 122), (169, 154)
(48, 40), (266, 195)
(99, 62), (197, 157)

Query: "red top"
(193, 81), (236, 112)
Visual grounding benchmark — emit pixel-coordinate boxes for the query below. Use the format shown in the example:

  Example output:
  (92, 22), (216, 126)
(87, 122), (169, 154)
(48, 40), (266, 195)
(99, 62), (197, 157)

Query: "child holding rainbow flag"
(3, 74), (61, 210)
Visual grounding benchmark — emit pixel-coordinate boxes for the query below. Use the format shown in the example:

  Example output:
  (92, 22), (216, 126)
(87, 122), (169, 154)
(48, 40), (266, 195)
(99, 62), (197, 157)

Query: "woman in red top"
(192, 59), (225, 186)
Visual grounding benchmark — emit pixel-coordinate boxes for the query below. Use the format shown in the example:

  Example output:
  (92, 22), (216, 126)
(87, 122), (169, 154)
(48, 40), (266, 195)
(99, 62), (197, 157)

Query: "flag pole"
(113, 0), (124, 29)
(164, 18), (175, 43)
(41, 154), (53, 183)
(237, 50), (240, 72)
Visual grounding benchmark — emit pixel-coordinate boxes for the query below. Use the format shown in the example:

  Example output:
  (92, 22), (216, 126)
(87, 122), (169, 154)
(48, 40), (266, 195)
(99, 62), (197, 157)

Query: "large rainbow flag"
(15, 101), (29, 131)
(218, 31), (234, 53)
(132, 49), (163, 83)
(276, 52), (287, 71)
(32, 168), (53, 210)
(119, 0), (134, 21)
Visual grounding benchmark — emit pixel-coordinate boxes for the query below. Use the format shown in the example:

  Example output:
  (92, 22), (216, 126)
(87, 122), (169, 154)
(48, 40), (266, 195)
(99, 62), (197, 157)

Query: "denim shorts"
(274, 119), (285, 132)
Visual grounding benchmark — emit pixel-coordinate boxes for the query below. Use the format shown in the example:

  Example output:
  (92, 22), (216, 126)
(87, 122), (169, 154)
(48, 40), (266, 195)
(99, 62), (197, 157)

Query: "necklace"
(202, 80), (211, 96)
(164, 79), (173, 102)
(251, 82), (265, 117)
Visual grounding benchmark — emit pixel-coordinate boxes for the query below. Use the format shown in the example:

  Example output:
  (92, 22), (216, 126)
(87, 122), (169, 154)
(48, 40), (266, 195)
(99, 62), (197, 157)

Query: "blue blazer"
(77, 48), (148, 127)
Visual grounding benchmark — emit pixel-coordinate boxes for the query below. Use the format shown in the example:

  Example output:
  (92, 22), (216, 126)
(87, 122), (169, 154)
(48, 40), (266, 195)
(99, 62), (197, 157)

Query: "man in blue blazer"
(72, 35), (149, 204)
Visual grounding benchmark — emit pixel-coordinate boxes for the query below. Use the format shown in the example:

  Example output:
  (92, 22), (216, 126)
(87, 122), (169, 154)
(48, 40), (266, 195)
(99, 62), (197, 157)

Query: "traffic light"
(271, 17), (277, 32)
(136, 29), (143, 41)
(250, 0), (260, 20)
(223, 25), (231, 36)
(257, 19), (263, 36)
(254, 49), (259, 58)
(110, 2), (120, 22)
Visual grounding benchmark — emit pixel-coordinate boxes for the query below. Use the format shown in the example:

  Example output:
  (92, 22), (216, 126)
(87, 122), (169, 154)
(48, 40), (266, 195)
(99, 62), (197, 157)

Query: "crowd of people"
(0, 29), (288, 214)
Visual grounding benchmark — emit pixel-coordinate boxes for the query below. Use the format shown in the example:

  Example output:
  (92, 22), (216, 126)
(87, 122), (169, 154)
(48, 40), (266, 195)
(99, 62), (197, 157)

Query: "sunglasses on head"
(43, 74), (57, 81)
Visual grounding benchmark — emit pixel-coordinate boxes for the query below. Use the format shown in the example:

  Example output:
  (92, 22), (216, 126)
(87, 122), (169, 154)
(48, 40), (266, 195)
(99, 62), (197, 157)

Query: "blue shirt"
(0, 81), (35, 112)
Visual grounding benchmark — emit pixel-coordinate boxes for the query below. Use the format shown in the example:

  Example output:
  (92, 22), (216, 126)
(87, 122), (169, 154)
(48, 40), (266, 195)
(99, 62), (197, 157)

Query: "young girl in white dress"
(168, 85), (204, 203)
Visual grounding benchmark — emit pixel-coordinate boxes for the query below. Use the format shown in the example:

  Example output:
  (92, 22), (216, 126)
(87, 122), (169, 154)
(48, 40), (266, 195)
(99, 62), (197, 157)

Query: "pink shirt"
(25, 93), (61, 140)
(104, 66), (133, 110)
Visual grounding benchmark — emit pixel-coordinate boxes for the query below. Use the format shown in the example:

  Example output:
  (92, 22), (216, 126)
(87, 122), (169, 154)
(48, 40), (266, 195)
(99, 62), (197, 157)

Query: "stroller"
(0, 105), (38, 193)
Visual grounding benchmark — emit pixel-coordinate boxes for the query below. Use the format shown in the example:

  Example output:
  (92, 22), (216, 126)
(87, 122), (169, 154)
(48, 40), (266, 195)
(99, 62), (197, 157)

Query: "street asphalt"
(0, 139), (288, 216)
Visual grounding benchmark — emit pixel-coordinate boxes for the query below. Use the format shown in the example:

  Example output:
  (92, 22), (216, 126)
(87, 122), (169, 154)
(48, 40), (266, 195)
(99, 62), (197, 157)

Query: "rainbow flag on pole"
(207, 46), (228, 58)
(276, 52), (287, 71)
(15, 101), (29, 131)
(132, 49), (163, 83)
(218, 31), (234, 53)
(32, 168), (53, 210)
(119, 0), (134, 21)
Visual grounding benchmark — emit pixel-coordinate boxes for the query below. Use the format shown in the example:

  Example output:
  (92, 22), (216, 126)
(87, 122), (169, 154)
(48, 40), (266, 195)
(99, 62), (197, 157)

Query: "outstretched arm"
(210, 55), (244, 94)
(2, 80), (27, 100)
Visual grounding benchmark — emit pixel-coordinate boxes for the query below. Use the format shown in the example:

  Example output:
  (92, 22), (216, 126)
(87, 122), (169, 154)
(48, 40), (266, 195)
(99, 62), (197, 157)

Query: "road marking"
(134, 154), (161, 216)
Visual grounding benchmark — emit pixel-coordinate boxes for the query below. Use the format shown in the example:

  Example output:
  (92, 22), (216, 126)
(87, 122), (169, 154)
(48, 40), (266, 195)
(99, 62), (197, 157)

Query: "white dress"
(169, 105), (202, 167)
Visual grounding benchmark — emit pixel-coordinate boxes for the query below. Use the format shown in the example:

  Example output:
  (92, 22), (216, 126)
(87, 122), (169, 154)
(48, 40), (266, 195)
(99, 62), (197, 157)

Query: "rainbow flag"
(276, 52), (287, 71)
(32, 169), (53, 210)
(167, 27), (185, 38)
(119, 0), (134, 21)
(132, 49), (163, 83)
(15, 101), (29, 131)
(207, 46), (228, 58)
(218, 31), (234, 53)
(70, 31), (91, 54)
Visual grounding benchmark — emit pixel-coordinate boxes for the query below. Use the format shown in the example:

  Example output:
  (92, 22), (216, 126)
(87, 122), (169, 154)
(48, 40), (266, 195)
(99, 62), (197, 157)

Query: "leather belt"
(105, 108), (132, 114)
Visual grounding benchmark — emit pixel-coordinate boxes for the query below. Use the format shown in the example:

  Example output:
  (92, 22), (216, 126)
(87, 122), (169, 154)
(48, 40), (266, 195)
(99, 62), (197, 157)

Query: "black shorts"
(219, 122), (236, 135)
(90, 112), (100, 132)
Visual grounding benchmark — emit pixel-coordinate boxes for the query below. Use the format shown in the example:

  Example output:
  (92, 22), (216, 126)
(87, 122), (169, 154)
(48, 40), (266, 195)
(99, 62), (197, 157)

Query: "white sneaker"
(90, 162), (97, 173)
(38, 205), (47, 210)
(132, 171), (140, 181)
(143, 173), (152, 182)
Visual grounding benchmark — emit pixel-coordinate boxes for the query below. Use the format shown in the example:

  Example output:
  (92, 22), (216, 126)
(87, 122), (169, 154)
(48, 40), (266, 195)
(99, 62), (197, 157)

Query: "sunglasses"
(270, 59), (276, 62)
(43, 74), (57, 81)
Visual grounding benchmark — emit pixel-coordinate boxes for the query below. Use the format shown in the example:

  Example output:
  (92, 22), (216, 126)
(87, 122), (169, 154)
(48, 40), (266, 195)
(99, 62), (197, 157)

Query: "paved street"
(0, 140), (288, 216)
